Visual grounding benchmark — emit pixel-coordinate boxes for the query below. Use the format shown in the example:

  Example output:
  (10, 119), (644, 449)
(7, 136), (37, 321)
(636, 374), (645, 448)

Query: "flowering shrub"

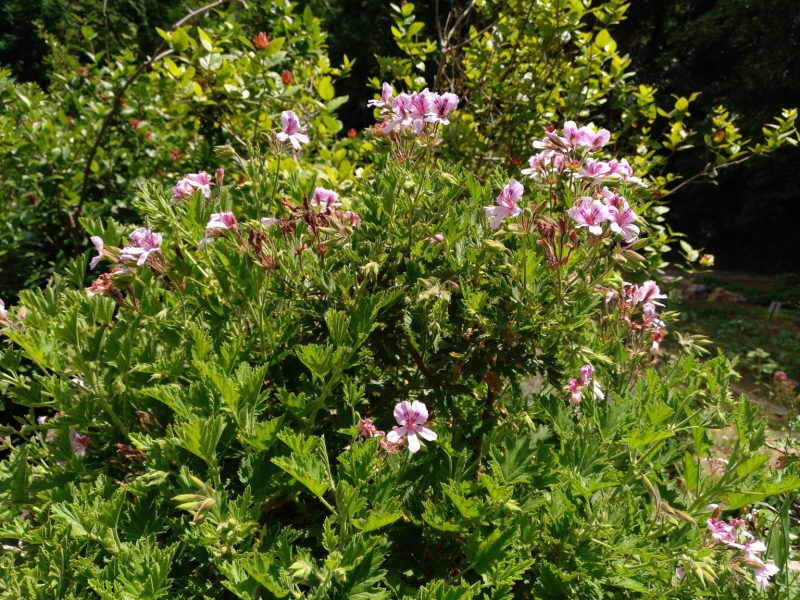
(375, 0), (799, 274)
(1, 100), (797, 597)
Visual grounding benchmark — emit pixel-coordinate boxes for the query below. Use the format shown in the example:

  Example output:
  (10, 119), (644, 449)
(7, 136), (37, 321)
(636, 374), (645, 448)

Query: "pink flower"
(342, 210), (361, 227)
(120, 227), (162, 266)
(429, 233), (445, 245)
(89, 236), (109, 269)
(311, 187), (341, 211)
(564, 378), (582, 407)
(637, 280), (667, 305)
(521, 150), (565, 180)
(567, 197), (609, 236)
(564, 365), (603, 406)
(386, 400), (437, 453)
(0, 299), (6, 322)
(172, 171), (213, 202)
(276, 110), (309, 150)
(200, 212), (238, 248)
(261, 217), (279, 227)
(607, 199), (639, 243)
(358, 418), (384, 439)
(535, 121), (610, 151)
(577, 158), (611, 183)
(86, 273), (115, 299)
(706, 517), (736, 544)
(206, 212), (238, 231)
(427, 92), (459, 125)
(753, 561), (779, 590)
(606, 158), (644, 185)
(69, 428), (89, 456)
(384, 93), (412, 133)
(587, 127), (611, 150)
(407, 90), (432, 133)
(484, 179), (524, 229)
(368, 82), (394, 108)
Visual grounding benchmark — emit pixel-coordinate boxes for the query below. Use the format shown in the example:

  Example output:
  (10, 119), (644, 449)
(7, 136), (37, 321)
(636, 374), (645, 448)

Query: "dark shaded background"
(2, 0), (798, 271)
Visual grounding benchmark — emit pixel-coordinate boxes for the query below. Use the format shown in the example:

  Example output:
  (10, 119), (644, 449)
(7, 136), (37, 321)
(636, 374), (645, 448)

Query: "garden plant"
(0, 85), (797, 597)
(1, 1), (799, 598)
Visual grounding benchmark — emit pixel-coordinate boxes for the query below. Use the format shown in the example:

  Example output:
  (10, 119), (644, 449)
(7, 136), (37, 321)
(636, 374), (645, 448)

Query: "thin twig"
(661, 155), (752, 198)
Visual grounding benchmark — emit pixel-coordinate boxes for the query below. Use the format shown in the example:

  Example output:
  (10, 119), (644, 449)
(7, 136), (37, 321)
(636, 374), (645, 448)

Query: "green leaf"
(272, 431), (334, 508)
(317, 76), (335, 101)
(264, 36), (285, 56)
(464, 527), (516, 575)
(197, 26), (214, 52)
(174, 415), (226, 467)
(627, 428), (674, 450)
(295, 343), (346, 379)
(352, 511), (402, 532)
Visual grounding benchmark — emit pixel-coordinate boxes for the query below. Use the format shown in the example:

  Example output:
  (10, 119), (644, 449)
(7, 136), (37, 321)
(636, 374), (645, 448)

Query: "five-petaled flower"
(386, 400), (437, 453)
(484, 179), (524, 229)
(120, 228), (162, 266)
(276, 110), (309, 151)
(567, 197), (609, 236)
(69, 428), (89, 456)
(172, 172), (213, 202)
(311, 187), (341, 212)
(606, 198), (640, 243)
(200, 212), (238, 248)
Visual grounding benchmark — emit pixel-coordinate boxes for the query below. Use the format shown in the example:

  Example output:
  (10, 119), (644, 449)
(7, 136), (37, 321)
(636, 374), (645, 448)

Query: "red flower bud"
(253, 32), (270, 50)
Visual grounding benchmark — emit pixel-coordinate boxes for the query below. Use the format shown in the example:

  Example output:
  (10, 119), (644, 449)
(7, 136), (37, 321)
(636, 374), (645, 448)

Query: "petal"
(406, 432), (420, 453)
(416, 426), (437, 441)
(394, 401), (411, 425)
(410, 400), (428, 423)
(386, 428), (405, 444)
(296, 133), (310, 145)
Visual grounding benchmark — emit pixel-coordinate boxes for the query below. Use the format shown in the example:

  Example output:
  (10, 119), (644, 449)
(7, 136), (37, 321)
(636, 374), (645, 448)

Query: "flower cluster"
(567, 188), (640, 242)
(200, 212), (239, 249)
(121, 227), (163, 266)
(563, 364), (604, 408)
(484, 179), (523, 229)
(369, 83), (459, 136)
(359, 401), (437, 454)
(705, 516), (779, 589)
(172, 171), (213, 203)
(86, 227), (165, 300)
(482, 122), (643, 245)
(606, 280), (668, 355)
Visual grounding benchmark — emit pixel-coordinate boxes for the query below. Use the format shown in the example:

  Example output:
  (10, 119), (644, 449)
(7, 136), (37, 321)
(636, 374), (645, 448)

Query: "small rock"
(676, 282), (709, 301)
(707, 287), (747, 304)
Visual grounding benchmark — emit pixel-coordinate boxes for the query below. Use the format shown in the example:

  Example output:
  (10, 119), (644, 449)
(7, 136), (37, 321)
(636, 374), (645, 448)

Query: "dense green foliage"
(1, 126), (798, 596)
(1, 1), (799, 597)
